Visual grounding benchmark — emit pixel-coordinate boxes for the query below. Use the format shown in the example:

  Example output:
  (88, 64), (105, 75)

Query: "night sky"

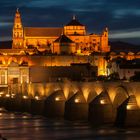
(0, 0), (140, 44)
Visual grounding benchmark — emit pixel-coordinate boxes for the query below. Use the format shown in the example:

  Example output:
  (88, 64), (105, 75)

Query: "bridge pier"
(44, 91), (66, 118)
(30, 99), (45, 115)
(20, 97), (31, 113)
(65, 92), (88, 120)
(3, 97), (13, 111)
(0, 97), (6, 108)
(88, 91), (114, 125)
(115, 95), (140, 126)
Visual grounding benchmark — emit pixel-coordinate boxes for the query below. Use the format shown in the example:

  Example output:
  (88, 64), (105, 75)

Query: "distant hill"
(109, 41), (140, 53)
(0, 41), (12, 49)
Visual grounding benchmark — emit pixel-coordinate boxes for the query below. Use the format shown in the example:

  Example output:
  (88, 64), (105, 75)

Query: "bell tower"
(100, 27), (110, 52)
(12, 8), (24, 49)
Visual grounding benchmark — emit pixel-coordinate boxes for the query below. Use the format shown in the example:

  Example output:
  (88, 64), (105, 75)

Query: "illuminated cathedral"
(12, 9), (110, 54)
(0, 9), (110, 87)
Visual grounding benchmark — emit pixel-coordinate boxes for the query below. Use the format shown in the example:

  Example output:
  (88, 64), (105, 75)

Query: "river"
(0, 110), (140, 140)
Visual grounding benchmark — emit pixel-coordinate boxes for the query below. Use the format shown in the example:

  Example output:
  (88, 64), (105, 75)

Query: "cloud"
(110, 28), (140, 39)
(0, 0), (139, 44)
(0, 22), (12, 27)
(27, 0), (91, 8)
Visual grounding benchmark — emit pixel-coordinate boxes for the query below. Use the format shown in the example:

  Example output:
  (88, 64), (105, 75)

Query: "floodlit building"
(0, 9), (110, 87)
(12, 9), (110, 54)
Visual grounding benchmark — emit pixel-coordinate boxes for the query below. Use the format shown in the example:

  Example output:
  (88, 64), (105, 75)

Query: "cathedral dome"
(66, 16), (84, 26)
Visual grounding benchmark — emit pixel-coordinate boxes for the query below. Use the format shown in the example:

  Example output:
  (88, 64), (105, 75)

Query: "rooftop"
(24, 27), (63, 37)
(66, 16), (84, 26)
(54, 34), (73, 43)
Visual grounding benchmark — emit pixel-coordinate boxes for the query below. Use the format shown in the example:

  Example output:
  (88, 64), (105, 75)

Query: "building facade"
(12, 9), (110, 55)
(0, 9), (111, 90)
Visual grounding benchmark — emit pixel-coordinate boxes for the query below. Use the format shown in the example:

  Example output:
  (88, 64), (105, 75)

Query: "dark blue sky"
(0, 0), (140, 44)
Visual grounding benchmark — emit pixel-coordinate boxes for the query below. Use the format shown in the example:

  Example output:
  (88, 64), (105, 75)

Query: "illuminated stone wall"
(0, 62), (29, 85)
(0, 55), (107, 76)
(64, 25), (86, 36)
(27, 81), (140, 108)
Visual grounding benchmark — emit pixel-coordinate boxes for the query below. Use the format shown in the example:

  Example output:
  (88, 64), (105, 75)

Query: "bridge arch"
(113, 85), (133, 108)
(67, 91), (86, 104)
(65, 90), (88, 120)
(44, 90), (66, 117)
(87, 90), (97, 103)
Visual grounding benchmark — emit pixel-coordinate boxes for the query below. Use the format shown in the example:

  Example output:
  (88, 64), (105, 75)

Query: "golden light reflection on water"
(10, 114), (15, 119)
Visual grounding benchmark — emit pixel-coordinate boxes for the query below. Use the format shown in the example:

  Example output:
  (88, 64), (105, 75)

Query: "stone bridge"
(1, 81), (140, 126)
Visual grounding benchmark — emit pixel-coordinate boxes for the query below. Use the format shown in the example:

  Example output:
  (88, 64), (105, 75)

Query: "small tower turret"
(12, 8), (24, 49)
(100, 27), (110, 52)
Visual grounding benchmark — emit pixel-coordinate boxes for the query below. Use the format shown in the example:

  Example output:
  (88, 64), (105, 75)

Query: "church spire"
(12, 9), (24, 49)
(14, 8), (22, 27)
(73, 15), (76, 20)
(16, 8), (19, 13)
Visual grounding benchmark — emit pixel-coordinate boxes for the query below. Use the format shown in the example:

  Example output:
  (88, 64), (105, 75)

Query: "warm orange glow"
(11, 95), (15, 98)
(12, 9), (110, 56)
(126, 105), (138, 110)
(8, 57), (18, 65)
(11, 93), (15, 98)
(82, 88), (89, 102)
(64, 25), (86, 36)
(55, 97), (61, 101)
(23, 95), (28, 99)
(0, 92), (4, 95)
(19, 57), (30, 65)
(63, 85), (70, 99)
(5, 94), (10, 98)
(0, 57), (6, 65)
(95, 87), (103, 95)
(98, 57), (107, 76)
(77, 49), (81, 55)
(35, 95), (40, 100)
(75, 98), (80, 103)
(100, 99), (106, 104)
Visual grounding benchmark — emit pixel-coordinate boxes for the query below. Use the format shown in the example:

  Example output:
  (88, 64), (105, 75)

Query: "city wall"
(0, 54), (106, 75)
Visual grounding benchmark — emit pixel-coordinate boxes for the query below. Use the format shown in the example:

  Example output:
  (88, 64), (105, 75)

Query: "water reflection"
(0, 111), (140, 140)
